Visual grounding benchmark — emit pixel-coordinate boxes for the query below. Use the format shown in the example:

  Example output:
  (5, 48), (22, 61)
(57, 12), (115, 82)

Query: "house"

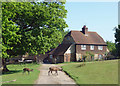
(48, 25), (107, 63)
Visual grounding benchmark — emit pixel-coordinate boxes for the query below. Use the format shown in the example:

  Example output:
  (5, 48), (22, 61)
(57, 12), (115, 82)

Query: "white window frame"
(81, 45), (86, 50)
(98, 46), (103, 50)
(90, 45), (94, 50)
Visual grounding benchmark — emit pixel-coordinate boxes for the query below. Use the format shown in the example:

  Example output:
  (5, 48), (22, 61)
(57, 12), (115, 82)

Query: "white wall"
(76, 53), (81, 61)
(65, 44), (75, 54)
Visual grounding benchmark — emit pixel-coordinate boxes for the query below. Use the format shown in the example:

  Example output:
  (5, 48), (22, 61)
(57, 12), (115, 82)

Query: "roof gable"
(49, 43), (72, 55)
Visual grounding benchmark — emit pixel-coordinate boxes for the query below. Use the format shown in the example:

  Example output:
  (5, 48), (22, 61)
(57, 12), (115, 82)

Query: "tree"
(89, 52), (94, 61)
(2, 2), (68, 72)
(2, 3), (21, 71)
(106, 41), (116, 56)
(82, 55), (87, 62)
(84, 52), (94, 61)
(115, 25), (120, 57)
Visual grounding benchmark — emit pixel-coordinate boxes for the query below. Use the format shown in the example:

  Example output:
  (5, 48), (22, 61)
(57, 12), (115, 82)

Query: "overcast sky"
(65, 2), (118, 42)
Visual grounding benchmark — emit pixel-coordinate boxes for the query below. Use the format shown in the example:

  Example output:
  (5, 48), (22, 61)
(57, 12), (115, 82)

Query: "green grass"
(2, 63), (40, 85)
(62, 60), (118, 84)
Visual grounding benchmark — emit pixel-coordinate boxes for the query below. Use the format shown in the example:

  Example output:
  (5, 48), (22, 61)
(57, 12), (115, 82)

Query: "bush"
(82, 55), (87, 62)
(104, 55), (115, 60)
(94, 59), (98, 61)
(85, 56), (91, 62)
(78, 58), (83, 62)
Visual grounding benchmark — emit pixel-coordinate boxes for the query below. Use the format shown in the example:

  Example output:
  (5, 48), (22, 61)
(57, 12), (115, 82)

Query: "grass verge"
(62, 60), (118, 85)
(2, 63), (40, 85)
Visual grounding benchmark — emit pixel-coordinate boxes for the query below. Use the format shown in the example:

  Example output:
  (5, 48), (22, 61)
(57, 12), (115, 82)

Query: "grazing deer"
(80, 63), (85, 67)
(76, 63), (86, 68)
(48, 66), (63, 76)
(23, 68), (33, 75)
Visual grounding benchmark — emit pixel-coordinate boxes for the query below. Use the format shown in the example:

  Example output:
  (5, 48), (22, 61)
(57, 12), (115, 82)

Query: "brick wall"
(76, 44), (107, 54)
(76, 44), (107, 60)
(64, 53), (76, 62)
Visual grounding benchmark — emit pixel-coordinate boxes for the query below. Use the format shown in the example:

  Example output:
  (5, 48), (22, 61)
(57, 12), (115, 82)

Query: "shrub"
(104, 55), (115, 60)
(94, 59), (98, 61)
(82, 55), (87, 62)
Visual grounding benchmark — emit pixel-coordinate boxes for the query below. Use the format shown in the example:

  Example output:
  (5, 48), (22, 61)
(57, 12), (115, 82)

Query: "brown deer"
(80, 63), (85, 67)
(23, 68), (33, 74)
(76, 63), (86, 68)
(48, 66), (63, 76)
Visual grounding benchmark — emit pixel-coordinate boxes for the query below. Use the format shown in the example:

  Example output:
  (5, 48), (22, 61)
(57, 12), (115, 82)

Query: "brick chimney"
(82, 25), (88, 36)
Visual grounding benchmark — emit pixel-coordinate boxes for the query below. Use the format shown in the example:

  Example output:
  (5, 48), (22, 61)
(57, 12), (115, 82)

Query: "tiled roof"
(65, 31), (107, 45)
(49, 43), (72, 55)
(49, 26), (107, 56)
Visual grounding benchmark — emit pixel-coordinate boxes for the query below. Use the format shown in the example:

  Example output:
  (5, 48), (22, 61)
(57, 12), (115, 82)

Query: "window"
(57, 56), (59, 60)
(50, 55), (53, 59)
(98, 54), (103, 59)
(90, 45), (94, 50)
(81, 45), (86, 50)
(67, 37), (70, 40)
(98, 46), (103, 50)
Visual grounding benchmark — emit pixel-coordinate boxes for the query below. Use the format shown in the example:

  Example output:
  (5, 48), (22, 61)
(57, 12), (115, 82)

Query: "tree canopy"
(2, 2), (68, 58)
(115, 25), (120, 56)
(2, 3), (21, 58)
(106, 41), (116, 56)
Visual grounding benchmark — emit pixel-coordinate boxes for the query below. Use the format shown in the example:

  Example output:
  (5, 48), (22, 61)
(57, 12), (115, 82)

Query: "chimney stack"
(82, 25), (88, 36)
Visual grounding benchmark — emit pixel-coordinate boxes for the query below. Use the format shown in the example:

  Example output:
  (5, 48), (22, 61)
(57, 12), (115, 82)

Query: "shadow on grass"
(2, 70), (22, 75)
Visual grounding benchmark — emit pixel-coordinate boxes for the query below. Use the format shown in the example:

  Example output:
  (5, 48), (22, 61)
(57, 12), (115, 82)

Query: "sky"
(64, 2), (118, 43)
(119, 1), (120, 25)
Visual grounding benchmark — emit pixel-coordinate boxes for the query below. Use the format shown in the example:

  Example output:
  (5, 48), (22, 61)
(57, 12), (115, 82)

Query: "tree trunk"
(2, 58), (9, 72)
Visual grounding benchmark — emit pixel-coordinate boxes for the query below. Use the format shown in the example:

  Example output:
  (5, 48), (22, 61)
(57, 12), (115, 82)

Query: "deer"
(48, 66), (63, 76)
(23, 68), (33, 75)
(76, 63), (86, 68)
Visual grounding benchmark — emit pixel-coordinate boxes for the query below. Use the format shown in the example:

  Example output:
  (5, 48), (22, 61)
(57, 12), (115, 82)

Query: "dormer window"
(81, 45), (86, 50)
(98, 46), (103, 50)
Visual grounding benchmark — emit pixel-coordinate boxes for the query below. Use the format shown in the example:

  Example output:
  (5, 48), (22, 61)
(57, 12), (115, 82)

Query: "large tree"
(2, 3), (21, 71)
(106, 41), (116, 56)
(2, 2), (68, 72)
(115, 25), (120, 57)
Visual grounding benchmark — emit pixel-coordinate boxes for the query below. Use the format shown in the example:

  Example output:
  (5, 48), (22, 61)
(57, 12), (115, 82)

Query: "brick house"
(48, 25), (107, 63)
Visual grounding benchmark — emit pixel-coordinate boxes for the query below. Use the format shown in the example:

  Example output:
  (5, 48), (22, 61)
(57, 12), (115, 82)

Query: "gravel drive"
(35, 64), (77, 85)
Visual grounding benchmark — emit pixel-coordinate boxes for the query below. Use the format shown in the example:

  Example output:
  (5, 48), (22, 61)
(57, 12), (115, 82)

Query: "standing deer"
(48, 66), (63, 76)
(23, 68), (33, 75)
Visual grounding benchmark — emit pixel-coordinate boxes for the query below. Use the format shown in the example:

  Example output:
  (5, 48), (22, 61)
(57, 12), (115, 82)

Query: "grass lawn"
(2, 63), (40, 85)
(62, 60), (118, 84)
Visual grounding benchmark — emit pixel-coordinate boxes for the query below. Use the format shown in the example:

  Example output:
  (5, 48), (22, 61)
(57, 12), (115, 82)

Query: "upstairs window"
(90, 45), (94, 50)
(81, 45), (86, 50)
(98, 46), (103, 50)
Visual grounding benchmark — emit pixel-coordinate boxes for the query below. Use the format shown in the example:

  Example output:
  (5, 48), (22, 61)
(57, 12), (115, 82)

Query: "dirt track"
(35, 64), (77, 85)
